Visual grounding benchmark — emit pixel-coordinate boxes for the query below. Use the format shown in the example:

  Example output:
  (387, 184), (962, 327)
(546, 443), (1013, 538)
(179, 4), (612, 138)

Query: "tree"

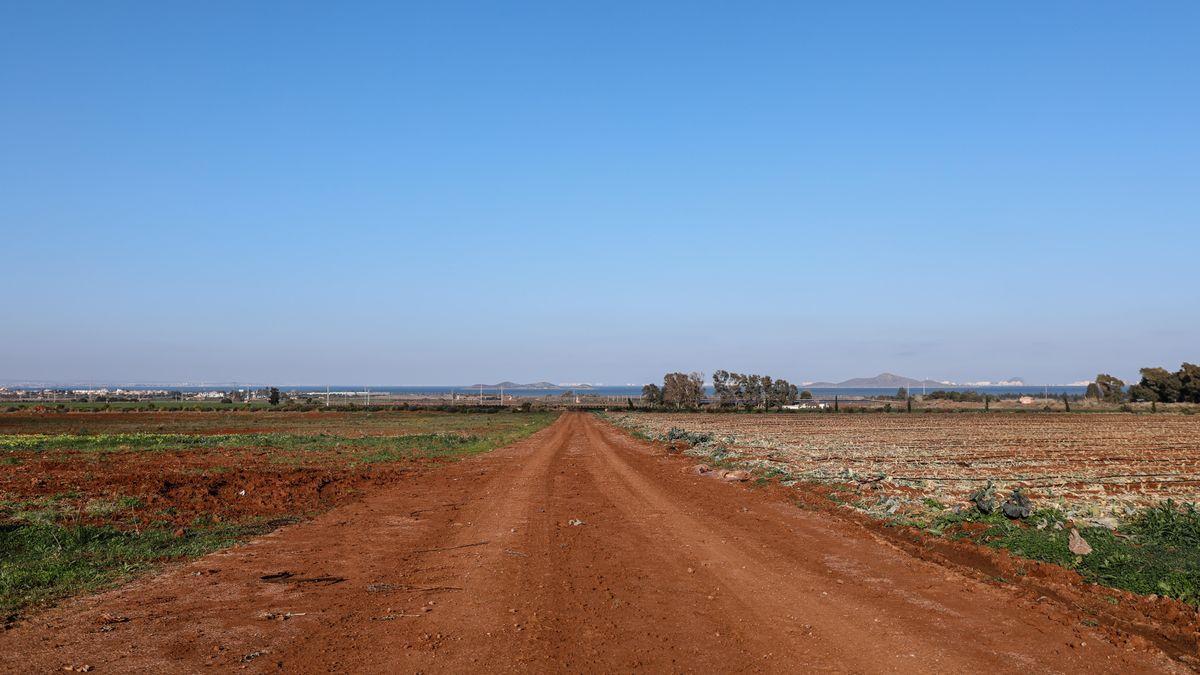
(662, 372), (704, 408)
(799, 389), (813, 400)
(711, 370), (801, 409)
(1091, 374), (1126, 403)
(712, 370), (736, 408)
(268, 387), (281, 406)
(896, 387), (908, 400)
(1179, 363), (1200, 404)
(748, 374), (765, 409)
(768, 378), (796, 409)
(641, 384), (663, 406)
(1130, 367), (1181, 403)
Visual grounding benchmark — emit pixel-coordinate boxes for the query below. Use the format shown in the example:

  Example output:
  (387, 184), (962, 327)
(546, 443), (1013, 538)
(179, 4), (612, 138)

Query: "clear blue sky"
(2, 2), (1197, 386)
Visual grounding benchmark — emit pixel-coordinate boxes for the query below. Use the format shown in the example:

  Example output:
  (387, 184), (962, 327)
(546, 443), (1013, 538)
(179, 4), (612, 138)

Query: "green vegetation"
(0, 519), (292, 618)
(1129, 363), (1200, 403)
(927, 502), (1200, 605)
(665, 427), (714, 446)
(0, 412), (557, 462)
(0, 411), (558, 618)
(354, 422), (552, 463)
(711, 370), (800, 410)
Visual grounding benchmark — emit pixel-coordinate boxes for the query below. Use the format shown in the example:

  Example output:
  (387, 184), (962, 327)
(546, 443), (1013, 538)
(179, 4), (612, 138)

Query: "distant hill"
(806, 373), (950, 389)
(469, 381), (592, 390)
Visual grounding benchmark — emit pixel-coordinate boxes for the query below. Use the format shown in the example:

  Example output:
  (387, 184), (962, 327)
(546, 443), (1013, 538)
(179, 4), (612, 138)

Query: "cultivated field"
(0, 409), (558, 617)
(605, 412), (1200, 523)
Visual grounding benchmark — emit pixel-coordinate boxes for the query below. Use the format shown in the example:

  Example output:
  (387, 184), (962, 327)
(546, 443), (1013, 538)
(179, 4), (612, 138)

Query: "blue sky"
(2, 2), (1197, 385)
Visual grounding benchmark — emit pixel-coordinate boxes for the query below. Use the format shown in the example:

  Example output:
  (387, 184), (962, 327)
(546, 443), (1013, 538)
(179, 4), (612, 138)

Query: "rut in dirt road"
(0, 413), (1186, 673)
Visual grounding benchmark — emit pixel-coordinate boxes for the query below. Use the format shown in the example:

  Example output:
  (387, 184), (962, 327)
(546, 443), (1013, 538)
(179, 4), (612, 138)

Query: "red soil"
(0, 448), (414, 527)
(2, 413), (1196, 672)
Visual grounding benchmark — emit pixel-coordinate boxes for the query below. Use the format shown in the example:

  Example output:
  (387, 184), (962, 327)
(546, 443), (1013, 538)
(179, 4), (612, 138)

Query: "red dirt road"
(2, 413), (1189, 673)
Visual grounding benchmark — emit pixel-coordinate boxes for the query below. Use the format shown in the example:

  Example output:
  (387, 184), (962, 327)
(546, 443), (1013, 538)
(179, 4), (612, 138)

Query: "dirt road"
(2, 413), (1188, 673)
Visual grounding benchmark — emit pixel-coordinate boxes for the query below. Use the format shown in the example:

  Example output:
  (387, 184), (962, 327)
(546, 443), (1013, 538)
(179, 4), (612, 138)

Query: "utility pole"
(325, 385), (330, 407)
(500, 383), (504, 406)
(366, 386), (371, 407)
(479, 384), (483, 406)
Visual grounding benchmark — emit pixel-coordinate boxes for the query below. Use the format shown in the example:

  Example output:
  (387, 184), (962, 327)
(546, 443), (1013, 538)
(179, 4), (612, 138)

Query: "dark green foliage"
(1178, 363), (1200, 403)
(1092, 374), (1126, 402)
(0, 520), (289, 616)
(665, 427), (713, 445)
(1126, 501), (1200, 549)
(931, 504), (1200, 605)
(711, 371), (799, 409)
(641, 383), (663, 406)
(661, 372), (705, 409)
(1000, 489), (1033, 519)
(268, 387), (281, 406)
(1131, 367), (1181, 403)
(927, 390), (983, 402)
(969, 481), (997, 514)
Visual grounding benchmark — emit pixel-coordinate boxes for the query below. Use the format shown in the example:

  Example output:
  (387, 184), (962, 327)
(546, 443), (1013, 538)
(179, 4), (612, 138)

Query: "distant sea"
(101, 384), (1088, 399)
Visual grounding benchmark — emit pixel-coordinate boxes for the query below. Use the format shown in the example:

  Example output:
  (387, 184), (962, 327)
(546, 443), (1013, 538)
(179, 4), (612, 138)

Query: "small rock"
(722, 470), (751, 482)
(694, 464), (712, 475)
(1068, 528), (1093, 556)
(567, 519), (584, 527)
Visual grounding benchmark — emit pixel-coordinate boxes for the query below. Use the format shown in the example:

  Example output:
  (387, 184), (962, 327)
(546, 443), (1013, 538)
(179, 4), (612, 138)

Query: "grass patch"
(0, 413), (559, 458)
(929, 503), (1200, 606)
(0, 519), (293, 618)
(0, 412), (559, 618)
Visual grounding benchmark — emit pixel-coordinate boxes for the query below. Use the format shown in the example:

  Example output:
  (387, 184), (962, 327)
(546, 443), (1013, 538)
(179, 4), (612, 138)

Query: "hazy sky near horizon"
(2, 2), (1197, 386)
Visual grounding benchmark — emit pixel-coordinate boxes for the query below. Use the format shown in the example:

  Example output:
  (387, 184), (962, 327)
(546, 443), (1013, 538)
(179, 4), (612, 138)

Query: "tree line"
(1088, 363), (1200, 403)
(641, 371), (804, 410)
(641, 372), (705, 408)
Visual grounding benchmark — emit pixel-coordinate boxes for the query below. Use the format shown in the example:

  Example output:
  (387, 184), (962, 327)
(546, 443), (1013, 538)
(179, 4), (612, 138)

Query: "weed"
(665, 427), (714, 445)
(0, 519), (288, 616)
(929, 504), (1200, 606)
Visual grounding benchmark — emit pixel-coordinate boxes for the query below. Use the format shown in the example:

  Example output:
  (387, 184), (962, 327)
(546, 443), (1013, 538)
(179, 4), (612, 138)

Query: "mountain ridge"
(806, 373), (958, 389)
(467, 381), (593, 390)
